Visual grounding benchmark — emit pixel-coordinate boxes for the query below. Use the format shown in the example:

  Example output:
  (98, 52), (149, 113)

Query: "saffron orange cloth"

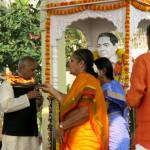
(60, 72), (109, 150)
(126, 52), (150, 149)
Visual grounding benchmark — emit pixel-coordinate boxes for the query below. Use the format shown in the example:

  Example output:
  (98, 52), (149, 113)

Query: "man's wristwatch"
(59, 124), (63, 129)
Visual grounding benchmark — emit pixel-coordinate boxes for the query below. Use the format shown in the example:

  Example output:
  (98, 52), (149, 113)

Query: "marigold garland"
(45, 16), (52, 150)
(45, 17), (51, 84)
(47, 0), (103, 8)
(131, 0), (150, 11)
(124, 0), (130, 88)
(47, 1), (126, 15)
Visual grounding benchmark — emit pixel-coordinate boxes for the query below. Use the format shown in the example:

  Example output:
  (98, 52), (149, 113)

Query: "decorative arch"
(51, 8), (125, 46)
(130, 5), (150, 38)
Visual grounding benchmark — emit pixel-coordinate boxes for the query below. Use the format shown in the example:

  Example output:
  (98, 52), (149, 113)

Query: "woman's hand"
(40, 84), (54, 94)
(54, 128), (65, 144)
(27, 90), (41, 100)
(40, 84), (65, 103)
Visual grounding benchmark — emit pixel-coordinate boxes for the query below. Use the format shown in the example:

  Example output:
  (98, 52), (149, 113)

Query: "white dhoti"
(1, 135), (39, 150)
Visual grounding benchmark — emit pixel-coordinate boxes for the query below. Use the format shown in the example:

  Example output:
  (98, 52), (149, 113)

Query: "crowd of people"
(0, 25), (149, 150)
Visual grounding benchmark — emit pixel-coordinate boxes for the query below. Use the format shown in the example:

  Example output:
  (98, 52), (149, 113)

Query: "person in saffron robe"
(126, 25), (150, 150)
(41, 49), (109, 150)
(95, 57), (130, 150)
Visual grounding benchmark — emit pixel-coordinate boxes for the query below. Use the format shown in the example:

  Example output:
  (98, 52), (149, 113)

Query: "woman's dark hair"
(73, 48), (98, 78)
(95, 57), (114, 80)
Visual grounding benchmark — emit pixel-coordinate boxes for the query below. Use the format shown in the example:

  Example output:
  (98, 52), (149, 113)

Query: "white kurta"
(0, 80), (39, 150)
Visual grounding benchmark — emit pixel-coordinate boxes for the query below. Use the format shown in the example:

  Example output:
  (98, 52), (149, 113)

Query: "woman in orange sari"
(41, 49), (109, 150)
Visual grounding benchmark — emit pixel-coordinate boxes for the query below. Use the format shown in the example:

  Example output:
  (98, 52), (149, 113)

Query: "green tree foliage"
(0, 2), (87, 82)
(16, 0), (30, 6)
(0, 1), (42, 131)
(0, 3), (41, 82)
(65, 27), (87, 67)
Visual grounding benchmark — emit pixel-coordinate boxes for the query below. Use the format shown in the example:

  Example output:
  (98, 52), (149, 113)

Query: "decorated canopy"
(41, 0), (150, 149)
(44, 0), (150, 85)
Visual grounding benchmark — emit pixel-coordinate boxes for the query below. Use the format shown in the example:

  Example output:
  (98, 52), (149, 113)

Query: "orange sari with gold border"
(60, 72), (109, 150)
